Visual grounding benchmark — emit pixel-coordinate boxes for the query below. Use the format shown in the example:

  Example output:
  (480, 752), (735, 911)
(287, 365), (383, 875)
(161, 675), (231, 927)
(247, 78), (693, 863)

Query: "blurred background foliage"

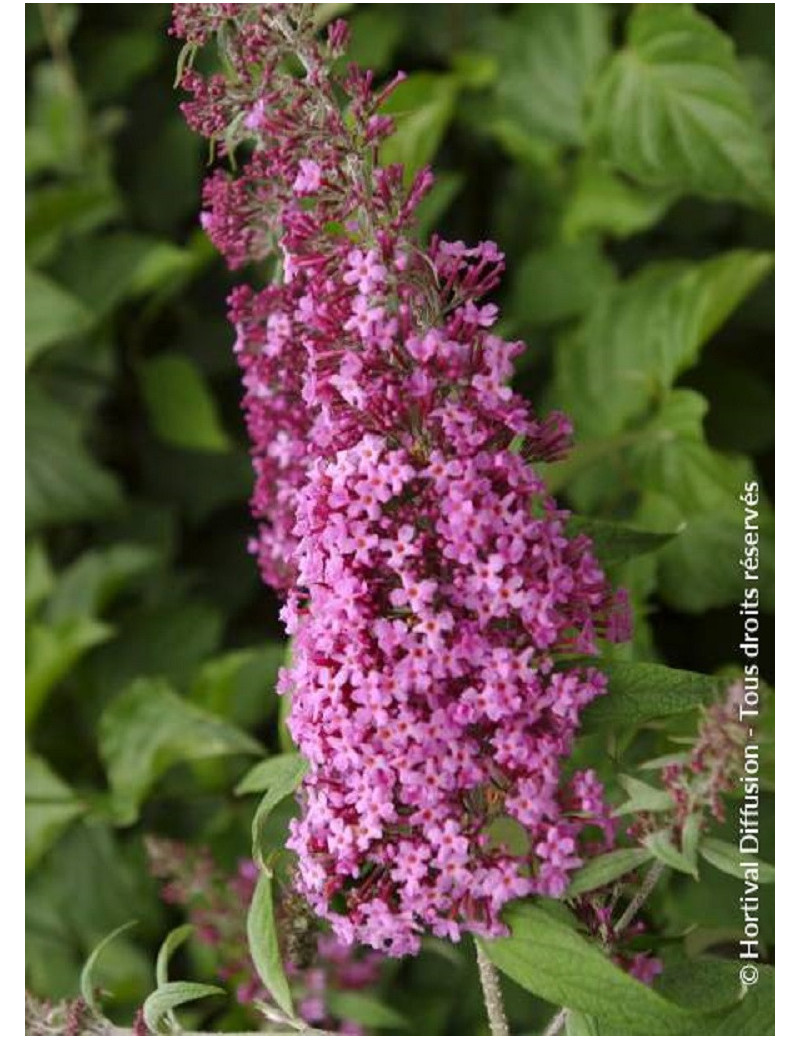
(26, 3), (774, 1033)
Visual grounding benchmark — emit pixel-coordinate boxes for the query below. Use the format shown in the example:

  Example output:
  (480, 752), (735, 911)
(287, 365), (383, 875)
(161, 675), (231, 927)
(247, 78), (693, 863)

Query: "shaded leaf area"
(26, 2), (773, 1035)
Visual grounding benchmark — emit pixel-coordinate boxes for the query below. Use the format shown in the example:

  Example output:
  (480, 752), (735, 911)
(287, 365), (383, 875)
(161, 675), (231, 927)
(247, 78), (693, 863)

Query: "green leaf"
(565, 847), (653, 898)
(45, 544), (159, 624)
(26, 754), (86, 871)
(156, 924), (194, 988)
(87, 599), (223, 696)
(590, 4), (774, 208)
(138, 353), (231, 453)
(26, 617), (113, 727)
(657, 958), (774, 1035)
(566, 1010), (598, 1035)
(380, 73), (458, 178)
(699, 837), (775, 884)
(26, 387), (123, 531)
(511, 238), (615, 327)
(52, 231), (198, 317)
(143, 981), (224, 1035)
(80, 920), (138, 1014)
(554, 252), (774, 439)
(565, 515), (676, 568)
(582, 661), (722, 731)
(26, 180), (121, 265)
(681, 814), (704, 875)
(615, 775), (675, 816)
(326, 991), (408, 1030)
(481, 901), (694, 1033)
(191, 644), (286, 730)
(26, 268), (93, 365)
(154, 924), (195, 1033)
(489, 4), (610, 147)
(98, 678), (263, 824)
(239, 753), (308, 859)
(642, 829), (698, 878)
(247, 870), (294, 1019)
(630, 391), (775, 612)
(236, 752), (308, 797)
(26, 540), (54, 619)
(562, 162), (676, 240)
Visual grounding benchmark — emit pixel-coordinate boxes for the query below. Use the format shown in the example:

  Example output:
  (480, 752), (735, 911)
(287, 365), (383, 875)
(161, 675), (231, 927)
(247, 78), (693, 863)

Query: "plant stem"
(613, 861), (665, 935)
(475, 939), (510, 1036)
(544, 1008), (567, 1036)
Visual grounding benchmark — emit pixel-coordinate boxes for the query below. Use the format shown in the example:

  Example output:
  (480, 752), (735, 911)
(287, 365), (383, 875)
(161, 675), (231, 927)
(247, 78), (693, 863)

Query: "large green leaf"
(26, 387), (123, 531)
(511, 238), (615, 327)
(553, 252), (773, 439)
(590, 4), (774, 208)
(481, 902), (695, 1033)
(489, 4), (610, 147)
(582, 660), (722, 731)
(191, 644), (286, 730)
(26, 754), (86, 871)
(630, 391), (775, 612)
(562, 162), (676, 240)
(138, 353), (231, 453)
(98, 678), (263, 824)
(483, 901), (771, 1034)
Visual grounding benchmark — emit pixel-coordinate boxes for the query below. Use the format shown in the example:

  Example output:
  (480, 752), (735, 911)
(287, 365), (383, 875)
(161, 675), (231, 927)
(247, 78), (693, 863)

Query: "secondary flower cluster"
(174, 4), (630, 955)
(147, 838), (383, 1033)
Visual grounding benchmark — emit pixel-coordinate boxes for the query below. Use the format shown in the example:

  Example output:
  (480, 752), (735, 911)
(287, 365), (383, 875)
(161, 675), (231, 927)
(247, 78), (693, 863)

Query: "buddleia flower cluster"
(173, 3), (631, 955)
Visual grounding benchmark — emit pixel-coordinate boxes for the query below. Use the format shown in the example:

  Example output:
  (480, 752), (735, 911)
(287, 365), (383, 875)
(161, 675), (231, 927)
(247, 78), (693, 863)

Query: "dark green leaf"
(565, 515), (676, 568)
(582, 661), (722, 731)
(565, 848), (653, 898)
(26, 387), (122, 531)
